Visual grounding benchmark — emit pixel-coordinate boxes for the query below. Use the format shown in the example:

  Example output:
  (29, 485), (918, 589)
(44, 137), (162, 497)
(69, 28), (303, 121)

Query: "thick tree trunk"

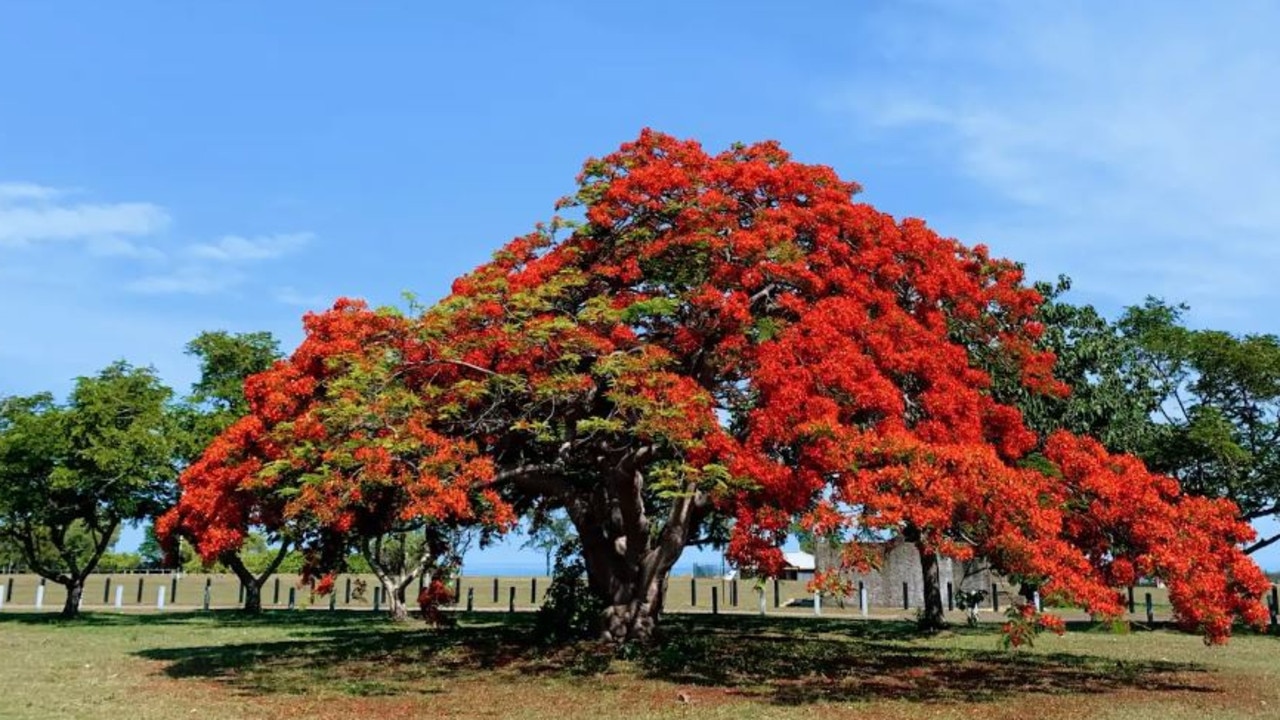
(596, 570), (666, 643)
(29, 519), (115, 620)
(225, 554), (263, 613)
(575, 516), (675, 643)
(242, 580), (263, 613)
(61, 579), (84, 618)
(567, 468), (702, 644)
(915, 541), (947, 632)
(61, 580), (84, 618)
(381, 578), (409, 622)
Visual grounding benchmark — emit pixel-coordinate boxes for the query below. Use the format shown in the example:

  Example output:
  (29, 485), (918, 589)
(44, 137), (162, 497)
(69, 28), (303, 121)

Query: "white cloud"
(0, 179), (314, 297)
(822, 1), (1280, 327)
(190, 232), (314, 262)
(274, 285), (331, 309)
(127, 266), (246, 296)
(0, 182), (61, 202)
(85, 236), (166, 261)
(0, 183), (170, 247)
(128, 232), (314, 296)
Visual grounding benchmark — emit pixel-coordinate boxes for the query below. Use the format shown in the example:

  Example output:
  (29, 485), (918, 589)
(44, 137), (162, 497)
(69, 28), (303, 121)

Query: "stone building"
(814, 539), (997, 608)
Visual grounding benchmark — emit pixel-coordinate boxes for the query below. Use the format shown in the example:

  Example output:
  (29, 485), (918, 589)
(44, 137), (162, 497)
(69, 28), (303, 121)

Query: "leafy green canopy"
(0, 362), (179, 596)
(1119, 299), (1280, 552)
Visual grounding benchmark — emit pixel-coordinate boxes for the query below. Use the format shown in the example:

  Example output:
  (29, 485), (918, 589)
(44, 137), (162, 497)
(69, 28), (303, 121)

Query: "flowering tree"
(159, 301), (515, 620)
(166, 130), (1268, 643)
(431, 130), (1264, 642)
(169, 330), (285, 611)
(421, 130), (1066, 640)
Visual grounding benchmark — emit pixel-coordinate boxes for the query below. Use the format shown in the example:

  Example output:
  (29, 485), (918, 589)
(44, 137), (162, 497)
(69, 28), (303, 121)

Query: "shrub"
(534, 541), (605, 644)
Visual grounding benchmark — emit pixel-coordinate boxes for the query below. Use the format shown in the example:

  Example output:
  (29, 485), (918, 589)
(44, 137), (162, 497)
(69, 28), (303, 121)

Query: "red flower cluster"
(1002, 603), (1068, 649)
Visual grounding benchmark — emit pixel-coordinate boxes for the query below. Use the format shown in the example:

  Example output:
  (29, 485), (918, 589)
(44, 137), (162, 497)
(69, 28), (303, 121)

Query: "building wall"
(814, 540), (996, 608)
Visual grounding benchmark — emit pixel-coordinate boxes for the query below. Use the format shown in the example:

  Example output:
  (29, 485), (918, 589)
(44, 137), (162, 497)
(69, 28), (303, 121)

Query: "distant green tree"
(96, 551), (142, 572)
(690, 563), (719, 578)
(136, 524), (166, 568)
(1, 534), (25, 571)
(985, 276), (1162, 454)
(0, 363), (180, 616)
(523, 510), (576, 576)
(177, 330), (281, 461)
(1120, 298), (1280, 553)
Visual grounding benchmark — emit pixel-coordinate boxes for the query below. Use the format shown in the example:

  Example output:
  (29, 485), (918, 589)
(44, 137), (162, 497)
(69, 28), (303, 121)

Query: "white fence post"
(0, 590), (5, 612)
(859, 586), (869, 617)
(157, 586), (166, 610)
(1033, 591), (1042, 612)
(35, 583), (44, 610)
(114, 584), (124, 609)
(813, 591), (821, 616)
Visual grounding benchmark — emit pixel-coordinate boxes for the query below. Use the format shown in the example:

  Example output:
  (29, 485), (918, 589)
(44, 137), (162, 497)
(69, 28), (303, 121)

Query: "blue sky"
(3, 1), (1279, 572)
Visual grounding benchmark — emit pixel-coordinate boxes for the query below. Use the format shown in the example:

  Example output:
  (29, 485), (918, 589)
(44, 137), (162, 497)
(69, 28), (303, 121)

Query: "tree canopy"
(0, 362), (180, 616)
(166, 130), (1269, 643)
(1118, 298), (1280, 553)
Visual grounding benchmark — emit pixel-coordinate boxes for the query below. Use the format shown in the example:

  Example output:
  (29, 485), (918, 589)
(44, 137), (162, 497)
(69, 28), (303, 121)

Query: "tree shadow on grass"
(644, 616), (1212, 705)
(135, 616), (573, 696)
(124, 612), (1222, 705)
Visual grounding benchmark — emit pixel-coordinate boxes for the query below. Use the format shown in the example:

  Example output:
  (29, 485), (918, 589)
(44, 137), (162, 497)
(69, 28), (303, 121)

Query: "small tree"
(0, 363), (179, 617)
(162, 330), (285, 612)
(522, 510), (576, 576)
(359, 526), (470, 621)
(163, 302), (516, 620)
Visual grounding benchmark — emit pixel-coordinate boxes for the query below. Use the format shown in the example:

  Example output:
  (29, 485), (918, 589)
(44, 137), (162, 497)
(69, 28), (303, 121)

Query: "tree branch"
(1243, 503), (1280, 522)
(414, 358), (497, 376)
(256, 541), (292, 585)
(1246, 532), (1280, 555)
(8, 519), (70, 585)
(77, 519), (119, 582)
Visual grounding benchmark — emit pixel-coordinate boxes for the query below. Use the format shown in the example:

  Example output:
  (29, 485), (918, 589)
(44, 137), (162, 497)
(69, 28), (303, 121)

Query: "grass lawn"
(1, 611), (1277, 720)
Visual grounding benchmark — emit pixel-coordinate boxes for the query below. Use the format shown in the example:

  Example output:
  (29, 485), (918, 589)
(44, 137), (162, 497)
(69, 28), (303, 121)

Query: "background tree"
(179, 330), (281, 454)
(0, 535), (24, 572)
(1001, 277), (1162, 455)
(522, 510), (577, 576)
(358, 527), (472, 620)
(1021, 293), (1280, 557)
(136, 525), (166, 568)
(1120, 298), (1280, 553)
(0, 363), (179, 617)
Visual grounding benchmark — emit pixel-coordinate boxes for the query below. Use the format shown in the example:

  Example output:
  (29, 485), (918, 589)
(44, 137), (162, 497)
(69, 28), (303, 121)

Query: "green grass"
(1, 610), (1278, 720)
